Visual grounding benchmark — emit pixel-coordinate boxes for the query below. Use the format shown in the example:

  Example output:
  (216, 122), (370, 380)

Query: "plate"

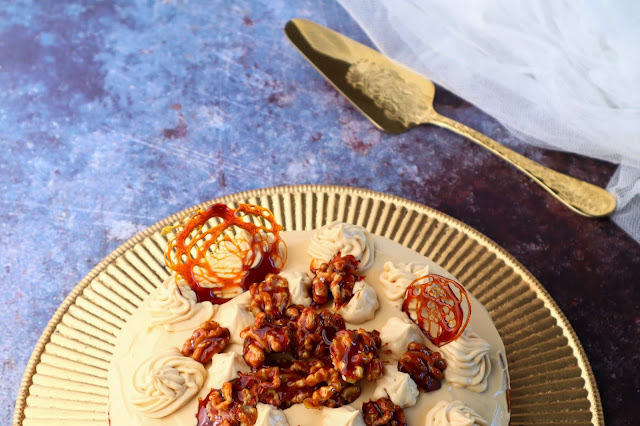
(13, 185), (604, 425)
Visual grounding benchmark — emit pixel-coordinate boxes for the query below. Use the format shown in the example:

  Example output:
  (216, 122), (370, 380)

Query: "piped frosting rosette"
(147, 276), (215, 331)
(131, 348), (207, 418)
(379, 261), (430, 305)
(439, 328), (492, 392)
(308, 221), (374, 271)
(425, 400), (488, 426)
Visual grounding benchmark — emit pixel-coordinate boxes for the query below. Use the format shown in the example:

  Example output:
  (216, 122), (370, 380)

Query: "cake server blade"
(284, 18), (616, 218)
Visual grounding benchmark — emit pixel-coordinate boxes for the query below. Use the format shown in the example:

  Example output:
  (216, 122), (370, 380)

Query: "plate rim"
(13, 184), (604, 425)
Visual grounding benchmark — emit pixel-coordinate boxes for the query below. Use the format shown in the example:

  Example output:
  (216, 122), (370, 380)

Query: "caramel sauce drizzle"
(402, 274), (471, 346)
(164, 203), (286, 304)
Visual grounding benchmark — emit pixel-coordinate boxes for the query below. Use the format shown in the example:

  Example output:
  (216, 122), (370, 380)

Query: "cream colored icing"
(207, 352), (250, 389)
(308, 221), (374, 271)
(379, 316), (425, 360)
(212, 291), (253, 345)
(439, 328), (492, 393)
(424, 400), (488, 426)
(255, 403), (290, 426)
(131, 348), (207, 419)
(379, 261), (430, 306)
(148, 276), (216, 331)
(279, 270), (313, 306)
(322, 406), (366, 426)
(372, 365), (419, 408)
(108, 229), (510, 425)
(336, 280), (379, 324)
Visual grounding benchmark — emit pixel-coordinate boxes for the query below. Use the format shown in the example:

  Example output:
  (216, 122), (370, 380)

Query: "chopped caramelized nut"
(241, 313), (293, 368)
(397, 342), (446, 392)
(330, 329), (383, 384)
(312, 253), (361, 307)
(295, 307), (346, 359)
(182, 320), (230, 364)
(249, 274), (291, 320)
(196, 375), (260, 426)
(362, 398), (407, 426)
(284, 304), (306, 322)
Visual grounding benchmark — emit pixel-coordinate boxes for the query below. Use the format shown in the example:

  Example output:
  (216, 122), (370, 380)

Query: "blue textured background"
(1, 1), (638, 424)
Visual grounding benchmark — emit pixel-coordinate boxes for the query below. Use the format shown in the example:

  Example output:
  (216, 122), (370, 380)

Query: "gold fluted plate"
(14, 185), (603, 425)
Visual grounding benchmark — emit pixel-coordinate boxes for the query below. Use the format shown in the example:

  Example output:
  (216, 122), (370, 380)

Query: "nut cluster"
(362, 398), (407, 426)
(197, 272), (384, 425)
(249, 274), (291, 320)
(181, 320), (230, 364)
(294, 307), (346, 359)
(241, 312), (294, 368)
(330, 329), (383, 384)
(197, 375), (260, 426)
(312, 253), (361, 307)
(397, 342), (446, 392)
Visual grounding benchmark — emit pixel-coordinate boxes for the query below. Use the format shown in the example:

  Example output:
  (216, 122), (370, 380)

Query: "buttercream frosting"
(372, 365), (419, 408)
(255, 403), (290, 426)
(279, 270), (313, 306)
(424, 400), (488, 426)
(212, 292), (254, 345)
(322, 405), (366, 426)
(131, 348), (207, 419)
(147, 276), (216, 331)
(308, 221), (374, 271)
(108, 228), (510, 426)
(379, 261), (430, 306)
(379, 316), (425, 359)
(439, 328), (492, 393)
(207, 352), (250, 389)
(336, 280), (379, 324)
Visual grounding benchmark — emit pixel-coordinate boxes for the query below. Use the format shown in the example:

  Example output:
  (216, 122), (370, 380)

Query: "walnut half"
(329, 329), (382, 384)
(362, 398), (407, 426)
(182, 320), (230, 364)
(249, 274), (291, 320)
(397, 342), (446, 392)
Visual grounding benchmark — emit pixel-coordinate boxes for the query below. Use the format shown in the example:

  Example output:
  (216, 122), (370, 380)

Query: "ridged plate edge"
(13, 184), (604, 425)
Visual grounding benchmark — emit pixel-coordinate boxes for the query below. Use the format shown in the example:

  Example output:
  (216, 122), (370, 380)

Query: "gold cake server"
(284, 18), (616, 218)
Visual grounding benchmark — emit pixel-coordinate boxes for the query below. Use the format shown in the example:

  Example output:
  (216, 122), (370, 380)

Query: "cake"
(107, 204), (510, 425)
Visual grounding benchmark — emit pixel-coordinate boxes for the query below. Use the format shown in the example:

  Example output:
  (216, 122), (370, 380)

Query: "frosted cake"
(107, 204), (510, 425)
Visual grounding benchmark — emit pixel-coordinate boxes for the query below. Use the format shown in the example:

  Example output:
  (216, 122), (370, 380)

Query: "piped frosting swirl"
(147, 276), (215, 331)
(425, 400), (488, 426)
(439, 328), (492, 393)
(379, 261), (430, 303)
(131, 348), (207, 418)
(308, 221), (374, 271)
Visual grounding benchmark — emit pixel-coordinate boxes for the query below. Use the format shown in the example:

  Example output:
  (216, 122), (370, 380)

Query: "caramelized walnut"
(196, 375), (260, 426)
(330, 329), (383, 384)
(302, 361), (361, 408)
(254, 365), (310, 408)
(182, 320), (230, 364)
(397, 342), (446, 392)
(362, 398), (407, 426)
(284, 304), (306, 322)
(249, 274), (291, 320)
(295, 307), (346, 359)
(312, 254), (361, 307)
(248, 358), (360, 410)
(241, 313), (293, 368)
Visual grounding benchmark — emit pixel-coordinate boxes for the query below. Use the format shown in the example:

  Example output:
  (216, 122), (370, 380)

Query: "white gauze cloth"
(337, 0), (640, 243)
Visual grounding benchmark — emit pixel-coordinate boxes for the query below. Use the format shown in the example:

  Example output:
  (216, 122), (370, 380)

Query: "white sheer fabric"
(336, 0), (640, 243)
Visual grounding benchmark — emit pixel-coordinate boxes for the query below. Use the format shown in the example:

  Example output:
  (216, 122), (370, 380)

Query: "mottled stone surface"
(1, 1), (638, 425)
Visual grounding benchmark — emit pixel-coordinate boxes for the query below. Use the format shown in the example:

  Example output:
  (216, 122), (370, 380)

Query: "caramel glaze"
(164, 204), (286, 304)
(402, 274), (471, 346)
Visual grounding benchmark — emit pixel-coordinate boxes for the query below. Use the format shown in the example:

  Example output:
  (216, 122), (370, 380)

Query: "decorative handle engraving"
(431, 113), (616, 217)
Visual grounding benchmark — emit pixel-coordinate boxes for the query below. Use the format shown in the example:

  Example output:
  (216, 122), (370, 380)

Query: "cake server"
(284, 18), (616, 218)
